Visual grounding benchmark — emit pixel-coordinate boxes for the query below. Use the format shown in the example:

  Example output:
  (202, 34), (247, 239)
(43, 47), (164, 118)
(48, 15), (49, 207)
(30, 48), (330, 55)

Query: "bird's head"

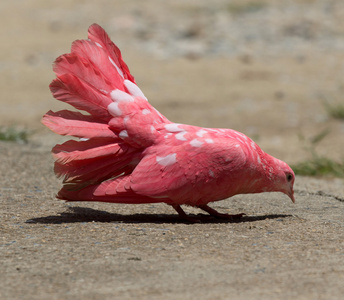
(267, 157), (295, 203)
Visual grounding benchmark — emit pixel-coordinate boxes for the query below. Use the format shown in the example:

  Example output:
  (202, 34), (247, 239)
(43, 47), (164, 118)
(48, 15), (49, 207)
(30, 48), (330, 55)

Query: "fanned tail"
(42, 110), (116, 139)
(87, 23), (135, 83)
(52, 138), (140, 189)
(42, 24), (169, 202)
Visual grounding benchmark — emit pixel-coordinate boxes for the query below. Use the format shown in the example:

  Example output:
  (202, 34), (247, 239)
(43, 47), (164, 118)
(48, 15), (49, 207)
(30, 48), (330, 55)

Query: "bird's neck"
(240, 151), (280, 195)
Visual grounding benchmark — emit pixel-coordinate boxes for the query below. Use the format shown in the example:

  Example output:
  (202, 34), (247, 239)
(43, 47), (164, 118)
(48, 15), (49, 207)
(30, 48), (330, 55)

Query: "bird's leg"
(198, 204), (245, 220)
(172, 204), (201, 223)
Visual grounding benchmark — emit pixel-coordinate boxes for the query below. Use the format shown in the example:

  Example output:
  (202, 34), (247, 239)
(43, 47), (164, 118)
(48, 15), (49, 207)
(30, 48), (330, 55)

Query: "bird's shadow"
(26, 206), (292, 225)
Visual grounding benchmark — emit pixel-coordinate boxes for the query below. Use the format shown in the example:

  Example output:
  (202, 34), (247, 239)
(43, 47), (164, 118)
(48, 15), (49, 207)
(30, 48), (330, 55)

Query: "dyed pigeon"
(42, 24), (295, 222)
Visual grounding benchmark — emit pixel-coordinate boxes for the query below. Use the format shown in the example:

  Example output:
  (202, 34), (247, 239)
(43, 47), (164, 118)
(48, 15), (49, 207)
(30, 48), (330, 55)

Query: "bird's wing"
(130, 127), (248, 204)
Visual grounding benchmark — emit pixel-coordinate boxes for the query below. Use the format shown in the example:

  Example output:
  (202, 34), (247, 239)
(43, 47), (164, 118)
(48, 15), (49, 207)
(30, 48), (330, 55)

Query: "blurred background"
(1, 0), (343, 172)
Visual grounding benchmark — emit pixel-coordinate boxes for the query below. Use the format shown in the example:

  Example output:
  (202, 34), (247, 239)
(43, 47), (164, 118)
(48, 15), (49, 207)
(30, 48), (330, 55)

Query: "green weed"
(0, 127), (29, 143)
(292, 129), (344, 178)
(324, 101), (344, 120)
(292, 155), (344, 178)
(227, 2), (267, 14)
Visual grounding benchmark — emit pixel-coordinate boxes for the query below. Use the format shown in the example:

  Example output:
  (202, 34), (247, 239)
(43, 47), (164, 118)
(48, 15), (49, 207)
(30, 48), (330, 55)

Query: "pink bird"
(42, 24), (295, 222)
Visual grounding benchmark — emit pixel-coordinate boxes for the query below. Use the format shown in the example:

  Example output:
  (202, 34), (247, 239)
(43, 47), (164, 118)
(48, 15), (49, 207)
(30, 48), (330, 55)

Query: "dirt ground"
(1, 1), (344, 299)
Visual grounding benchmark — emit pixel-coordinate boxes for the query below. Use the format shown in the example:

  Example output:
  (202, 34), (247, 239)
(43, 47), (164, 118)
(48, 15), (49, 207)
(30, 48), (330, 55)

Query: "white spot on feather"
(95, 42), (103, 48)
(110, 89), (134, 103)
(142, 109), (151, 115)
(257, 155), (262, 164)
(119, 130), (129, 139)
(164, 133), (173, 139)
(190, 139), (203, 147)
(225, 157), (233, 162)
(108, 102), (122, 116)
(196, 129), (207, 137)
(150, 125), (155, 133)
(156, 153), (177, 166)
(205, 138), (214, 144)
(175, 131), (187, 141)
(123, 116), (130, 124)
(165, 123), (184, 132)
(208, 170), (215, 178)
(124, 80), (147, 100)
(108, 56), (124, 79)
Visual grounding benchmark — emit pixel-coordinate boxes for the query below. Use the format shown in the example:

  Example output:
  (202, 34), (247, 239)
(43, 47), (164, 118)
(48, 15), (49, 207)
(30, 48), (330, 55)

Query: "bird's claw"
(173, 204), (246, 222)
(198, 204), (246, 220)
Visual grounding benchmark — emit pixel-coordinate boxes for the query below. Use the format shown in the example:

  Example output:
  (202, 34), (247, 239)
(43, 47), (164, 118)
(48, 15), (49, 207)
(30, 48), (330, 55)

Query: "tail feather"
(52, 138), (123, 164)
(87, 23), (135, 83)
(53, 140), (140, 187)
(70, 39), (127, 91)
(42, 110), (116, 139)
(57, 176), (163, 204)
(55, 155), (137, 187)
(50, 74), (112, 120)
(53, 53), (114, 94)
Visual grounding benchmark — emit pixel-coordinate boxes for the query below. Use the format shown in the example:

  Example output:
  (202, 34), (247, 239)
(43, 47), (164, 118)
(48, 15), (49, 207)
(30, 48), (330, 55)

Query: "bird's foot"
(198, 204), (246, 220)
(172, 204), (245, 223)
(172, 205), (201, 223)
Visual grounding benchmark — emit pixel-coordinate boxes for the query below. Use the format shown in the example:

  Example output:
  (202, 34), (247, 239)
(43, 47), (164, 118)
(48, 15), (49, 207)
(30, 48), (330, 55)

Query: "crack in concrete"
(295, 189), (344, 202)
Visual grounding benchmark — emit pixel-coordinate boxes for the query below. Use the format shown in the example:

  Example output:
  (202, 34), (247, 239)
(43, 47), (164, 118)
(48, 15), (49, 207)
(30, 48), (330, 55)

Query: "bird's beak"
(288, 190), (295, 203)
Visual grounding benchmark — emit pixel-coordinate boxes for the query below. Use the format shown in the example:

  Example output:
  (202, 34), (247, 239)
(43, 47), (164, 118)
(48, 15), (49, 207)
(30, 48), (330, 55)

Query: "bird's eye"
(286, 173), (293, 182)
